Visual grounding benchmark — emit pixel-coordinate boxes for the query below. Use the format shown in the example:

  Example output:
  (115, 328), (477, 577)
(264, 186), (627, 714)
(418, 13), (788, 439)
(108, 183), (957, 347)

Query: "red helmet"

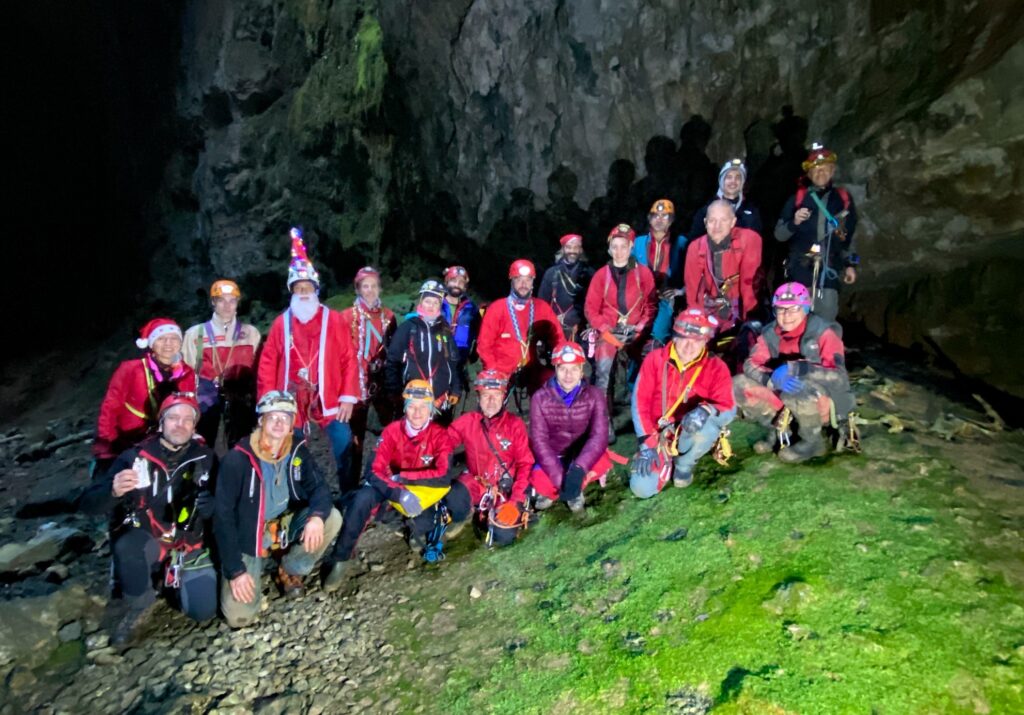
(159, 392), (200, 421)
(559, 233), (583, 247)
(474, 369), (509, 392)
(551, 341), (587, 366)
(509, 259), (536, 279)
(772, 282), (812, 309)
(672, 309), (719, 339)
(443, 265), (469, 282)
(802, 142), (838, 172)
(353, 266), (380, 288)
(607, 224), (636, 244)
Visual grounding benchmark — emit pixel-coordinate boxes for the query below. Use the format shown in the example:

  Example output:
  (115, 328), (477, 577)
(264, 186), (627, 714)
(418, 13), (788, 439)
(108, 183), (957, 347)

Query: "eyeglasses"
(264, 413), (293, 424)
(775, 306), (805, 316)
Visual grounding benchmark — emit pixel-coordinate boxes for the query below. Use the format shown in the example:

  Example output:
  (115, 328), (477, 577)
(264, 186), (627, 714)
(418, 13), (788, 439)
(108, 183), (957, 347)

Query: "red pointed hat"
(136, 318), (182, 350)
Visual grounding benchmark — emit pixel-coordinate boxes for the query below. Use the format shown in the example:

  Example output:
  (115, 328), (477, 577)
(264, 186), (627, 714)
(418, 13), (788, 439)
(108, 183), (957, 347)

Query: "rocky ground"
(0, 342), (1022, 713)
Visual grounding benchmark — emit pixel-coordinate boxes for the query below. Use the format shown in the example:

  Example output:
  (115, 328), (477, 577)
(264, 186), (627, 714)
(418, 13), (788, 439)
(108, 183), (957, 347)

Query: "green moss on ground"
(380, 425), (1024, 714)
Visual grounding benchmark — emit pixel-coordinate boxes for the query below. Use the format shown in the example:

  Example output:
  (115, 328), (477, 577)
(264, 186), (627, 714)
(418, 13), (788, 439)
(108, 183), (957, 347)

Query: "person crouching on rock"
(629, 309), (736, 498)
(80, 393), (217, 646)
(323, 380), (466, 589)
(449, 369), (533, 547)
(731, 283), (857, 463)
(528, 341), (618, 515)
(214, 391), (342, 628)
(92, 318), (196, 478)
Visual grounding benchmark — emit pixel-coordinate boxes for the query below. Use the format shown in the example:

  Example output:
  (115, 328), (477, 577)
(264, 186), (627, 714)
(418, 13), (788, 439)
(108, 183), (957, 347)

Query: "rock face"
(149, 0), (1022, 393)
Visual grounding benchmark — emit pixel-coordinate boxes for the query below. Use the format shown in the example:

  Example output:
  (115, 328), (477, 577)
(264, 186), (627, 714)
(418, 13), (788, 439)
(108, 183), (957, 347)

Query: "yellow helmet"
(402, 379), (434, 402)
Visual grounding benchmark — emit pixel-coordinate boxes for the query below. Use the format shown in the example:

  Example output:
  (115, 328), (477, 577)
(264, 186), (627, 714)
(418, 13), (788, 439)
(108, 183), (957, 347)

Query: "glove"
(395, 489), (424, 518)
(194, 490), (215, 519)
(770, 365), (804, 394)
(786, 360), (810, 377)
(560, 463), (587, 502)
(448, 394), (460, 407)
(681, 405), (713, 434)
(632, 446), (657, 473)
(497, 474), (514, 497)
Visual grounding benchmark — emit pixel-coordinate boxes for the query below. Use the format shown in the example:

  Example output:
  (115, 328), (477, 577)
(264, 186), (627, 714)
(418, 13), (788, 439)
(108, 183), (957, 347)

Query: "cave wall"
(149, 0), (1023, 394)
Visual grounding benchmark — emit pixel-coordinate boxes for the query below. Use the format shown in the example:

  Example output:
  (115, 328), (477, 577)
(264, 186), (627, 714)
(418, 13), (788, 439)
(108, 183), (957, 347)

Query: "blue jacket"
(632, 233), (688, 290)
(441, 297), (480, 363)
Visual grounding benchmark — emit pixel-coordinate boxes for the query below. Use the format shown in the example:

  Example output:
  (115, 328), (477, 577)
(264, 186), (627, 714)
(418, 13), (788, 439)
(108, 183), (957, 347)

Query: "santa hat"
(136, 318), (182, 349)
(286, 227), (321, 290)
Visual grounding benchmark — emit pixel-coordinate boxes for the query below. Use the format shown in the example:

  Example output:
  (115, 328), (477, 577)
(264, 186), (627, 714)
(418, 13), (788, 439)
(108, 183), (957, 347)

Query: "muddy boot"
(110, 590), (158, 647)
(533, 494), (554, 511)
(778, 431), (828, 464)
(445, 519), (468, 540)
(566, 495), (586, 514)
(753, 436), (776, 455)
(275, 565), (305, 598)
(321, 560), (349, 593)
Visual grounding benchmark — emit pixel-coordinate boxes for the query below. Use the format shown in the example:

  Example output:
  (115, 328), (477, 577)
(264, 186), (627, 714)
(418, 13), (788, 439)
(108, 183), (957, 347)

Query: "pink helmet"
(772, 282), (812, 309)
(353, 266), (380, 288)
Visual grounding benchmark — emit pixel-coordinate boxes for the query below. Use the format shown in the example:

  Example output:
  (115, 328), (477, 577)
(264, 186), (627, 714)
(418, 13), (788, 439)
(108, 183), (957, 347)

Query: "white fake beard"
(290, 294), (321, 323)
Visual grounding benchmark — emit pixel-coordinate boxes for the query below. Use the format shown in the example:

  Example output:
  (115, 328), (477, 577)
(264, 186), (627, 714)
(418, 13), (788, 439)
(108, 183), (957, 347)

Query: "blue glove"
(770, 365), (804, 394)
(681, 405), (713, 433)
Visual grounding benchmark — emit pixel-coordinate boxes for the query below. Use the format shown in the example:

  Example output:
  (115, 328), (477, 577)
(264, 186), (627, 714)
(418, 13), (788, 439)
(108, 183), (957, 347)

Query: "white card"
(132, 457), (151, 490)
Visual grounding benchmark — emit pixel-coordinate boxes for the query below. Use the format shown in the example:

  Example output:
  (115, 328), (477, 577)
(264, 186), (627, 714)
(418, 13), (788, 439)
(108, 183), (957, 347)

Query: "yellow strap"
(124, 402), (148, 419)
(659, 346), (705, 424)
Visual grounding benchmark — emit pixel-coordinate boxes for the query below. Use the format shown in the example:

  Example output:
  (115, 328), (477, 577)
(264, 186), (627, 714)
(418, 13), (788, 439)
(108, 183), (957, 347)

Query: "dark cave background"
(6, 1), (1023, 402)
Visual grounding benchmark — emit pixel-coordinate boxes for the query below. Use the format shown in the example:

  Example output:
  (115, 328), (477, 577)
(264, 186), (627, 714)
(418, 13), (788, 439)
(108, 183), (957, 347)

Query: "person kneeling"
(323, 380), (466, 588)
(450, 369), (533, 547)
(215, 391), (342, 628)
(80, 393), (217, 645)
(732, 283), (857, 463)
(529, 342), (615, 514)
(630, 309), (736, 497)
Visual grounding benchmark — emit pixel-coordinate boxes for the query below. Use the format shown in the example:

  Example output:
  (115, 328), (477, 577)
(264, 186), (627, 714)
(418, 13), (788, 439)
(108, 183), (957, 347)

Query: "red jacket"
(256, 306), (359, 429)
(685, 228), (762, 326)
(584, 262), (657, 334)
(745, 315), (845, 380)
(372, 420), (453, 488)
(182, 318), (260, 385)
(450, 410), (533, 505)
(337, 300), (396, 403)
(94, 355), (196, 459)
(477, 296), (564, 374)
(632, 344), (734, 438)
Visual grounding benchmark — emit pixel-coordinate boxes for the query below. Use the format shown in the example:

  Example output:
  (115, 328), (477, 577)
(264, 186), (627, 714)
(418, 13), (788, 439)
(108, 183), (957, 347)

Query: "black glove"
(787, 360), (811, 377)
(681, 405), (713, 434)
(498, 474), (514, 498)
(194, 490), (215, 519)
(560, 463), (587, 502)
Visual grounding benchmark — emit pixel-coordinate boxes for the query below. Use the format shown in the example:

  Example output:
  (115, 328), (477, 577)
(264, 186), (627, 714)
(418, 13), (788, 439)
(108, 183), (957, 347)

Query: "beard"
(290, 294), (321, 323)
(446, 285), (464, 298)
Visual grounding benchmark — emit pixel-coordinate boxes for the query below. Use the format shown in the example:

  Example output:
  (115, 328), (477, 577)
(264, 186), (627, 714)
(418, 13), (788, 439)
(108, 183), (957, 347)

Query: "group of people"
(83, 144), (861, 642)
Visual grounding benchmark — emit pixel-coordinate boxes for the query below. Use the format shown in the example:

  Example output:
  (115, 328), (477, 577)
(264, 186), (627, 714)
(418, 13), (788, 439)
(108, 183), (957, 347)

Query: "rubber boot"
(672, 458), (694, 488)
(110, 590), (158, 647)
(778, 429), (828, 463)
(566, 495), (586, 514)
(322, 560), (349, 593)
(533, 495), (554, 511)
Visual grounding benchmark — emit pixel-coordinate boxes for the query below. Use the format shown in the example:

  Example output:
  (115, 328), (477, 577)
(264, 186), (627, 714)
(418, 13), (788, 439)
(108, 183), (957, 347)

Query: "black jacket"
(213, 437), (332, 579)
(538, 259), (594, 338)
(385, 315), (461, 398)
(81, 434), (216, 548)
(774, 184), (858, 290)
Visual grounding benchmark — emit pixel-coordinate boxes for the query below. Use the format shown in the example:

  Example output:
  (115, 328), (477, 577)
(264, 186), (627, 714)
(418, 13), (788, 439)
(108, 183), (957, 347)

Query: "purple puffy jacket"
(528, 379), (609, 482)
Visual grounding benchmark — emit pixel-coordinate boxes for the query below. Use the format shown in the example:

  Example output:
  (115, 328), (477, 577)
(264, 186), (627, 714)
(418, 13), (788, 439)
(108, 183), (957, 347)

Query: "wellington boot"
(566, 495), (586, 514)
(778, 433), (828, 464)
(533, 495), (554, 511)
(110, 591), (158, 648)
(322, 560), (349, 593)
